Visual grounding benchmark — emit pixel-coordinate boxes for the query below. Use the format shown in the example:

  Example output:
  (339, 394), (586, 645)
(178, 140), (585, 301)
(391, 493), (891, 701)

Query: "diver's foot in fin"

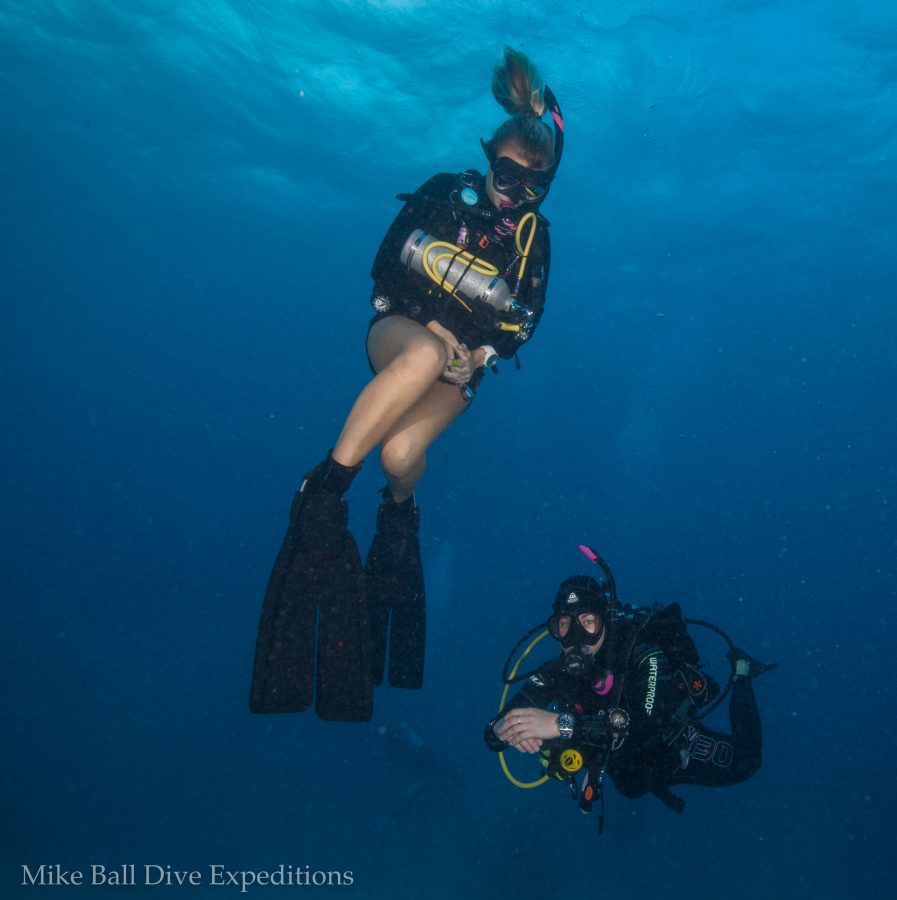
(727, 647), (779, 680)
(302, 452), (362, 498)
(364, 489), (426, 690)
(250, 453), (372, 721)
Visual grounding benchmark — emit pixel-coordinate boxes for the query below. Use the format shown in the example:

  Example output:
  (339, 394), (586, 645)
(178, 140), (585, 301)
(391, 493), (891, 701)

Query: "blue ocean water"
(2, 0), (895, 896)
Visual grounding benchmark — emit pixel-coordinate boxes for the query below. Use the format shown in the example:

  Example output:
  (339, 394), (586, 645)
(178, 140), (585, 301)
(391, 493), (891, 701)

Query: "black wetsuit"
(485, 631), (762, 809)
(369, 171), (551, 366)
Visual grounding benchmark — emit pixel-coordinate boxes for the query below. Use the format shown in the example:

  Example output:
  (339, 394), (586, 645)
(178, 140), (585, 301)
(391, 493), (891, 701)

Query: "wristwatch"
(481, 344), (498, 369)
(557, 712), (575, 740)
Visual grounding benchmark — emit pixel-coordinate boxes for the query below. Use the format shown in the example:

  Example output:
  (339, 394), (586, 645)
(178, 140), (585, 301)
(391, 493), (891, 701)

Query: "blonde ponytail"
(488, 47), (555, 169)
(492, 46), (545, 117)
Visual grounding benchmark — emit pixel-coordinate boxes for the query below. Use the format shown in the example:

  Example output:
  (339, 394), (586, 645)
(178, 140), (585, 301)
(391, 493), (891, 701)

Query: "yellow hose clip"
(559, 748), (584, 774)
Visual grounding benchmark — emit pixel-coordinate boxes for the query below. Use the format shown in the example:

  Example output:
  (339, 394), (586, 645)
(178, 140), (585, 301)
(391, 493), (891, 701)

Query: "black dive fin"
(367, 533), (391, 688)
(364, 498), (426, 690)
(250, 489), (316, 713)
(250, 487), (372, 721)
(312, 521), (371, 722)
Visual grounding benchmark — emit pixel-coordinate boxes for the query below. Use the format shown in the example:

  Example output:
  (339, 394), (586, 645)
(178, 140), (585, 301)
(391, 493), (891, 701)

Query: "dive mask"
(481, 139), (552, 204)
(548, 610), (605, 649)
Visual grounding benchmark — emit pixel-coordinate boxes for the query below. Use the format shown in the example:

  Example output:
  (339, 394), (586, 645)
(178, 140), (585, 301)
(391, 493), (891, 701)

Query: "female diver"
(251, 47), (566, 721)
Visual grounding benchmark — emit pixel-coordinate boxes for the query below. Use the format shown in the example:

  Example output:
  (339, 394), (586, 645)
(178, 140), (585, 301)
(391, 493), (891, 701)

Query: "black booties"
(250, 454), (372, 722)
(365, 490), (426, 690)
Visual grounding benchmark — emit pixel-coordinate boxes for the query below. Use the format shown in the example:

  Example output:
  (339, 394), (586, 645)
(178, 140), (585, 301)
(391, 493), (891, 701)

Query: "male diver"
(485, 559), (777, 822)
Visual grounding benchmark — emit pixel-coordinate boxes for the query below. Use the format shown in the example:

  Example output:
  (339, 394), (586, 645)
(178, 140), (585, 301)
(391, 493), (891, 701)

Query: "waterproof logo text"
(645, 657), (658, 715)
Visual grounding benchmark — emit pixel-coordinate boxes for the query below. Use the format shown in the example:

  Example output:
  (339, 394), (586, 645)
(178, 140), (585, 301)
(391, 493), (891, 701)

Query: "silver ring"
(515, 717), (521, 724)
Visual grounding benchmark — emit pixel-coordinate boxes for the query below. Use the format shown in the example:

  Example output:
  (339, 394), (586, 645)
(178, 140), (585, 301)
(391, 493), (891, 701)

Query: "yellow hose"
(416, 214), (538, 319)
(497, 628), (552, 789)
(514, 212), (537, 286)
(418, 240), (499, 313)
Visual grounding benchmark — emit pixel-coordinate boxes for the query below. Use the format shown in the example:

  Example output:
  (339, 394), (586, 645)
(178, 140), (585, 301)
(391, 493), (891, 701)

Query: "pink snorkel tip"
(578, 544), (598, 564)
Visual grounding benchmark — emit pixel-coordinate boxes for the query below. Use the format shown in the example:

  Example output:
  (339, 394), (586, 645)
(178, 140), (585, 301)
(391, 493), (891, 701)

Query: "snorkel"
(574, 545), (619, 690)
(542, 84), (566, 180)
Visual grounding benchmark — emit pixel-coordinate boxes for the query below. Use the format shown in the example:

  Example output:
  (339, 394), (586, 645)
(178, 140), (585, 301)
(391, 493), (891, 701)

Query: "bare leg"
(378, 379), (469, 501)
(331, 317), (450, 468)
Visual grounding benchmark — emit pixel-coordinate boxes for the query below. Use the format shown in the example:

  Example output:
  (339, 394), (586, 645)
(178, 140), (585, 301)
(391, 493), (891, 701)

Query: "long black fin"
(250, 487), (372, 720)
(364, 496), (426, 690)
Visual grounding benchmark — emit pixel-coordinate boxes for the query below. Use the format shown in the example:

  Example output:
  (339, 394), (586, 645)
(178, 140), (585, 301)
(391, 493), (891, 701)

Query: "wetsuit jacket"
(370, 171), (551, 359)
(485, 639), (688, 800)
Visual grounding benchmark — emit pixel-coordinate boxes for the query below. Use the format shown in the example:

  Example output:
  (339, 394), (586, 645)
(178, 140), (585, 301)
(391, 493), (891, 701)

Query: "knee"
(392, 334), (448, 385)
(380, 436), (425, 483)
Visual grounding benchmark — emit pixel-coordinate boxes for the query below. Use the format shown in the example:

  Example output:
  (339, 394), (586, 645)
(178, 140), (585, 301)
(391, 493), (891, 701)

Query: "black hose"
(685, 618), (737, 721)
(501, 624), (550, 684)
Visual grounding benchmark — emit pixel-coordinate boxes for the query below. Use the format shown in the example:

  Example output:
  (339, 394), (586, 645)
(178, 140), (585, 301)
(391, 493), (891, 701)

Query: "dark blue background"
(2, 1), (895, 897)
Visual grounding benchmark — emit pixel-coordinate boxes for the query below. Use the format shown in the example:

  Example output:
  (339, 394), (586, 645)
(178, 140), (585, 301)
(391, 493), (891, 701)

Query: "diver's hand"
(426, 319), (460, 357)
(425, 319), (459, 347)
(441, 342), (473, 384)
(425, 322), (472, 384)
(495, 708), (561, 754)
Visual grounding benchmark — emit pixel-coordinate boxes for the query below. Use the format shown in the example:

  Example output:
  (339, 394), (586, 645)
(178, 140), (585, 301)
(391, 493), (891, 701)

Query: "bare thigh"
(369, 319), (469, 485)
(367, 315), (449, 375)
(383, 378), (468, 456)
(332, 316), (450, 468)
